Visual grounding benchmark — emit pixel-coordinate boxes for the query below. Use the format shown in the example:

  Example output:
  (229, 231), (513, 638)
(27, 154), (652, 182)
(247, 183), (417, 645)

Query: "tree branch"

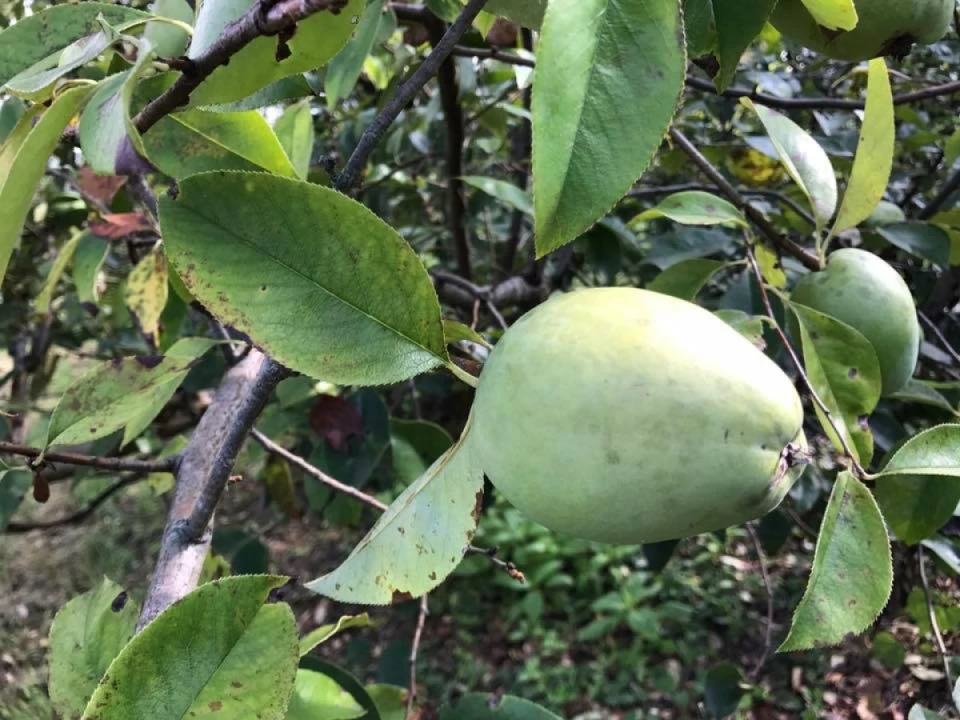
(919, 164), (960, 221)
(335, 0), (491, 192)
(451, 45), (534, 68)
(669, 128), (822, 271)
(407, 594), (429, 719)
(134, 0), (351, 134)
(918, 546), (955, 698)
(685, 74), (960, 111)
(5, 474), (146, 533)
(0, 441), (178, 474)
(427, 17), (472, 279)
(137, 351), (289, 630)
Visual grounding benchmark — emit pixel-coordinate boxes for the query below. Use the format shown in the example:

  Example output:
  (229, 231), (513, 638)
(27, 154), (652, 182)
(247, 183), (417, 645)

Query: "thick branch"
(433, 271), (546, 311)
(0, 441), (177, 474)
(134, 0), (350, 134)
(137, 351), (288, 630)
(427, 18), (472, 279)
(669, 128), (822, 271)
(335, 0), (491, 192)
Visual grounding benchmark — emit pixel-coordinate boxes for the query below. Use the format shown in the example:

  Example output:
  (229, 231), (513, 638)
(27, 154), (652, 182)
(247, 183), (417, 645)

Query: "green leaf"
(299, 658), (382, 720)
(647, 258), (725, 301)
(124, 243), (169, 344)
(81, 575), (298, 720)
(73, 232), (110, 305)
(876, 222), (951, 268)
(779, 471), (892, 651)
(390, 418), (454, 485)
(0, 4), (148, 88)
(874, 425), (960, 545)
(532, 0), (684, 256)
(714, 309), (767, 347)
(287, 670), (366, 720)
(49, 578), (139, 719)
(6, 27), (116, 98)
(799, 0), (858, 29)
(35, 230), (85, 315)
(187, 0), (363, 107)
(46, 337), (218, 448)
(643, 227), (735, 268)
(143, 108), (299, 180)
(365, 685), (407, 720)
(704, 663), (744, 719)
(871, 630), (905, 669)
(889, 379), (959, 416)
(831, 58), (894, 235)
(0, 97), (26, 143)
(442, 319), (492, 349)
(0, 85), (93, 283)
(631, 191), (747, 228)
(462, 175), (532, 216)
(789, 303), (882, 465)
(160, 172), (448, 386)
(741, 99), (837, 231)
(922, 536), (960, 575)
(0, 468), (32, 531)
(691, 0), (778, 90)
(274, 101), (316, 179)
(306, 421), (483, 604)
(325, 0), (386, 109)
(300, 614), (372, 657)
(78, 43), (156, 174)
(439, 693), (563, 720)
(486, 0), (547, 28)
(144, 0), (194, 58)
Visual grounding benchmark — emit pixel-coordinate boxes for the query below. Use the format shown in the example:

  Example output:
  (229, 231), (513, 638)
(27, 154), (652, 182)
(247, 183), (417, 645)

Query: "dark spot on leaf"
(111, 591), (128, 612)
(208, 700), (222, 711)
(391, 590), (413, 604)
(135, 355), (163, 369)
(471, 490), (484, 524)
(606, 449), (621, 465)
(429, 572), (436, 581)
(231, 681), (242, 688)
(847, 367), (858, 379)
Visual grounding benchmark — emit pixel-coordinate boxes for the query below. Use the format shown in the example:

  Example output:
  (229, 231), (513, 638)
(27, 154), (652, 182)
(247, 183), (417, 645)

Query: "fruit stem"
(447, 361), (479, 388)
(746, 244), (868, 480)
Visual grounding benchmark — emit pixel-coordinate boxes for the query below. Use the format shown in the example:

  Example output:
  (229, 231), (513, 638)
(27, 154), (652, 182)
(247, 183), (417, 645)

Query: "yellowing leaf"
(799, 0), (858, 30)
(832, 58), (894, 236)
(125, 244), (169, 344)
(755, 243), (786, 288)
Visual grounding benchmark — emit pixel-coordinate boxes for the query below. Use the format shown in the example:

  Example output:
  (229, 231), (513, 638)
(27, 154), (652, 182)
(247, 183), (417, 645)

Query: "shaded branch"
(685, 74), (960, 111)
(746, 522), (775, 680)
(407, 594), (429, 719)
(137, 351), (289, 630)
(427, 17), (472, 279)
(134, 0), (351, 134)
(919, 164), (960, 221)
(335, 0), (491, 192)
(669, 128), (822, 271)
(0, 441), (178, 474)
(5, 474), (146, 533)
(451, 45), (534, 68)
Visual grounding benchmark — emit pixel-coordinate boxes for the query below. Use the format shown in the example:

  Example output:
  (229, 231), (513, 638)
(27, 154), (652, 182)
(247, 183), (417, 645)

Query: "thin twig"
(919, 311), (960, 367)
(685, 74), (960, 111)
(407, 594), (429, 719)
(134, 0), (351, 134)
(0, 441), (178, 474)
(745, 246), (865, 477)
(335, 0), (491, 192)
(918, 546), (955, 696)
(451, 44), (534, 67)
(251, 428), (388, 511)
(746, 522), (774, 680)
(919, 165), (960, 221)
(669, 128), (821, 271)
(5, 474), (146, 533)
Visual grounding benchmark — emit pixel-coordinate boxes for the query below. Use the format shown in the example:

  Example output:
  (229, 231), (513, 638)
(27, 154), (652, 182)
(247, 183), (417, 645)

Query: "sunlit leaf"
(299, 614), (372, 657)
(631, 191), (747, 227)
(49, 578), (139, 719)
(81, 575), (297, 720)
(160, 172), (448, 385)
(124, 243), (169, 344)
(741, 99), (837, 231)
